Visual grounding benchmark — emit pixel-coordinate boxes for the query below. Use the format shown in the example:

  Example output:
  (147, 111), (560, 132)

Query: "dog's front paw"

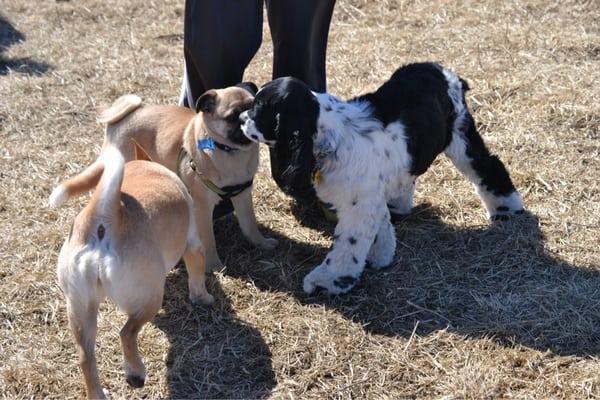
(490, 206), (525, 222)
(487, 191), (524, 221)
(303, 265), (359, 295)
(123, 362), (146, 389)
(257, 237), (278, 251)
(190, 292), (214, 306)
(126, 374), (145, 388)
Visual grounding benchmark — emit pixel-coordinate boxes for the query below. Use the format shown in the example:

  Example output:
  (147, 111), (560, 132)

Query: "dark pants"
(180, 0), (336, 213)
(180, 0), (336, 107)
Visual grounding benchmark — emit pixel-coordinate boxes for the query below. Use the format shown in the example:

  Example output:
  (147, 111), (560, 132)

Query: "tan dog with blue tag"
(50, 84), (277, 272)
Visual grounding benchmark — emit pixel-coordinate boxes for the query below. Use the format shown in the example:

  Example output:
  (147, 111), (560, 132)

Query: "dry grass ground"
(1, 0), (599, 398)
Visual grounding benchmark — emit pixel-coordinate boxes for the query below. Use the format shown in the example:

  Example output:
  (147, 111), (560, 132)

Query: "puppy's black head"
(240, 77), (320, 201)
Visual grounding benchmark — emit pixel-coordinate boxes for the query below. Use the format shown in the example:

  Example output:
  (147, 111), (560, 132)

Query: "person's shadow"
(0, 14), (52, 76)
(153, 266), (276, 399)
(216, 204), (600, 357)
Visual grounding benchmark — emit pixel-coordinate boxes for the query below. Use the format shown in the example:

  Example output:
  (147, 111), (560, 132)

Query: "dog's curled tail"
(88, 146), (124, 220)
(48, 95), (140, 209)
(48, 161), (102, 208)
(48, 146), (124, 209)
(97, 94), (142, 125)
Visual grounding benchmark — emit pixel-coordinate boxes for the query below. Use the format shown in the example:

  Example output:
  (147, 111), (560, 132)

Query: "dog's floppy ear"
(236, 82), (258, 96)
(195, 90), (217, 113)
(132, 139), (152, 161)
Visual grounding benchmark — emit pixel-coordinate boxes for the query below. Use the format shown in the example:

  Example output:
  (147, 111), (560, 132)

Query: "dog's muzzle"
(239, 113), (261, 142)
(229, 126), (252, 146)
(240, 113), (276, 147)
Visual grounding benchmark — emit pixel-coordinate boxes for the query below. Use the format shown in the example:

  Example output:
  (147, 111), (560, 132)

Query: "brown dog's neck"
(181, 114), (258, 191)
(191, 116), (226, 147)
(183, 121), (218, 177)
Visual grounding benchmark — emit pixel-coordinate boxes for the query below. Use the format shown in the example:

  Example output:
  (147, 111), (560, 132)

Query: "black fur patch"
(348, 236), (357, 245)
(236, 81), (258, 95)
(250, 77), (320, 202)
(462, 113), (516, 196)
(351, 63), (455, 176)
(352, 256), (358, 264)
(374, 234), (378, 243)
(360, 63), (517, 195)
(97, 224), (105, 241)
(333, 275), (357, 290)
(496, 206), (509, 212)
(326, 258), (330, 265)
(195, 91), (216, 114)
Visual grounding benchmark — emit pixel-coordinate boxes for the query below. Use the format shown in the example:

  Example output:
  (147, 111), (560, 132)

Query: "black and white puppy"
(241, 62), (524, 295)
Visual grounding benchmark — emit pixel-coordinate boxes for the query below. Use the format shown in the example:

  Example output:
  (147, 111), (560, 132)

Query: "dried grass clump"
(1, 0), (599, 398)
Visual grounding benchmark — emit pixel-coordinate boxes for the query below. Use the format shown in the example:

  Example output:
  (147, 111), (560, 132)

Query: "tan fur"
(96, 94), (142, 124)
(56, 146), (213, 399)
(51, 86), (277, 270)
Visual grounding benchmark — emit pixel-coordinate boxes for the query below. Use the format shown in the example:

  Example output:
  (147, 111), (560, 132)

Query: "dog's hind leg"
(183, 200), (214, 305)
(120, 296), (162, 389)
(444, 112), (523, 220)
(194, 202), (224, 272)
(66, 299), (106, 399)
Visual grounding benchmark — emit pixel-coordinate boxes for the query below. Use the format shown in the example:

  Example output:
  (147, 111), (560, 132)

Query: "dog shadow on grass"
(0, 14), (52, 76)
(153, 267), (276, 399)
(217, 203), (600, 357)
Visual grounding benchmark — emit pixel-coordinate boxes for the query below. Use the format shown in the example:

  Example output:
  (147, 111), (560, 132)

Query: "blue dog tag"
(197, 137), (216, 151)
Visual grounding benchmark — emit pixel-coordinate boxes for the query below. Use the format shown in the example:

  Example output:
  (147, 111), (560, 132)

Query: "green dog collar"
(177, 147), (253, 199)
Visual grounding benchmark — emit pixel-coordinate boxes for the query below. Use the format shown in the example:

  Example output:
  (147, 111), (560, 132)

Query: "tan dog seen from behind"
(55, 144), (213, 399)
(50, 85), (277, 272)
